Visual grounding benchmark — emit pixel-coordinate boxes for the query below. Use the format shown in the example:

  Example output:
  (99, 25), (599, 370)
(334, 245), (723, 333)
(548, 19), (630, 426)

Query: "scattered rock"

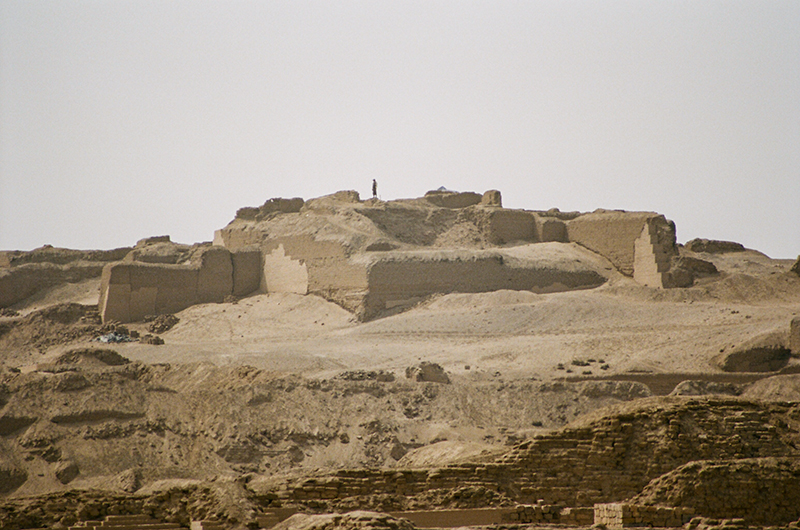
(390, 442), (408, 461)
(288, 445), (305, 463)
(144, 314), (179, 334)
(405, 362), (450, 384)
(140, 334), (164, 345)
(0, 415), (37, 436)
(336, 370), (395, 382)
(216, 442), (260, 464)
(365, 241), (399, 252)
(53, 372), (90, 391)
(112, 468), (141, 493)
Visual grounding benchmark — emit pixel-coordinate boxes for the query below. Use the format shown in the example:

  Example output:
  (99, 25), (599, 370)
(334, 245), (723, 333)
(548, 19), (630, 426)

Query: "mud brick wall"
(231, 248), (261, 297)
(359, 250), (605, 319)
(484, 209), (536, 245)
(99, 247), (260, 323)
(268, 399), (800, 517)
(499, 399), (799, 507)
(0, 263), (106, 308)
(567, 211), (675, 276)
(532, 214), (568, 243)
(632, 457), (800, 526)
(790, 317), (800, 355)
(424, 191), (482, 208)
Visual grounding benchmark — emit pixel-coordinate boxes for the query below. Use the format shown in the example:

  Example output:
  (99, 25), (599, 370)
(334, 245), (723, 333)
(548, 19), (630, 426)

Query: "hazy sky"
(1, 1), (798, 258)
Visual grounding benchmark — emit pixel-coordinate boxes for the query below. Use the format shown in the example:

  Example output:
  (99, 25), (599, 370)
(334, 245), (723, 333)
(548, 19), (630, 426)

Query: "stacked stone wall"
(632, 457), (800, 526)
(267, 399), (800, 517)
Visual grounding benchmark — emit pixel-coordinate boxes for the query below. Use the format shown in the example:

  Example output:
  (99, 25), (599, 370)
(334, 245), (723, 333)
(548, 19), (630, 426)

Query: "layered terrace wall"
(207, 198), (686, 321)
(632, 457), (800, 526)
(265, 399), (800, 523)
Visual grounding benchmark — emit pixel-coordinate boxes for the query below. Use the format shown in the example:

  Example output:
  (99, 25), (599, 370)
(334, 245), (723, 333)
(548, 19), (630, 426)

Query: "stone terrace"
(260, 398), (800, 522)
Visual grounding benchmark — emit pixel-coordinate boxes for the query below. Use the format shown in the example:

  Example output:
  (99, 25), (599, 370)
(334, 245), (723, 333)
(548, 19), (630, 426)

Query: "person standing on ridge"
(372, 179), (378, 199)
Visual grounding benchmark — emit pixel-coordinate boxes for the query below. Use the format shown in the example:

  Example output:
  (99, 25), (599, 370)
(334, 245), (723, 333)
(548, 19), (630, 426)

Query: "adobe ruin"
(96, 189), (712, 323)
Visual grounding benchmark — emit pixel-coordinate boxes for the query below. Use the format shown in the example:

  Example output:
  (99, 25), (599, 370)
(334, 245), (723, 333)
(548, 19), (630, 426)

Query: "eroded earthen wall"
(533, 215), (568, 243)
(361, 252), (605, 319)
(99, 247), (259, 323)
(231, 248), (261, 297)
(567, 211), (675, 277)
(485, 210), (536, 245)
(261, 244), (309, 294)
(0, 263), (106, 308)
(99, 262), (198, 323)
(790, 317), (800, 355)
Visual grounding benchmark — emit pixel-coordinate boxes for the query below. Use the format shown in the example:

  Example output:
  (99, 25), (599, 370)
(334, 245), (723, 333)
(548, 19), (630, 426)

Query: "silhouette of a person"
(372, 179), (377, 199)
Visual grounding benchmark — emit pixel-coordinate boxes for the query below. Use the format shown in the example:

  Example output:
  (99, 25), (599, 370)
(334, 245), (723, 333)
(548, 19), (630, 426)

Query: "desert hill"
(2, 190), (800, 529)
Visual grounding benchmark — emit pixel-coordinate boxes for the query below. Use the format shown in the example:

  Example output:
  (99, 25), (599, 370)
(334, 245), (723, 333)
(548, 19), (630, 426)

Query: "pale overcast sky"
(1, 1), (798, 258)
